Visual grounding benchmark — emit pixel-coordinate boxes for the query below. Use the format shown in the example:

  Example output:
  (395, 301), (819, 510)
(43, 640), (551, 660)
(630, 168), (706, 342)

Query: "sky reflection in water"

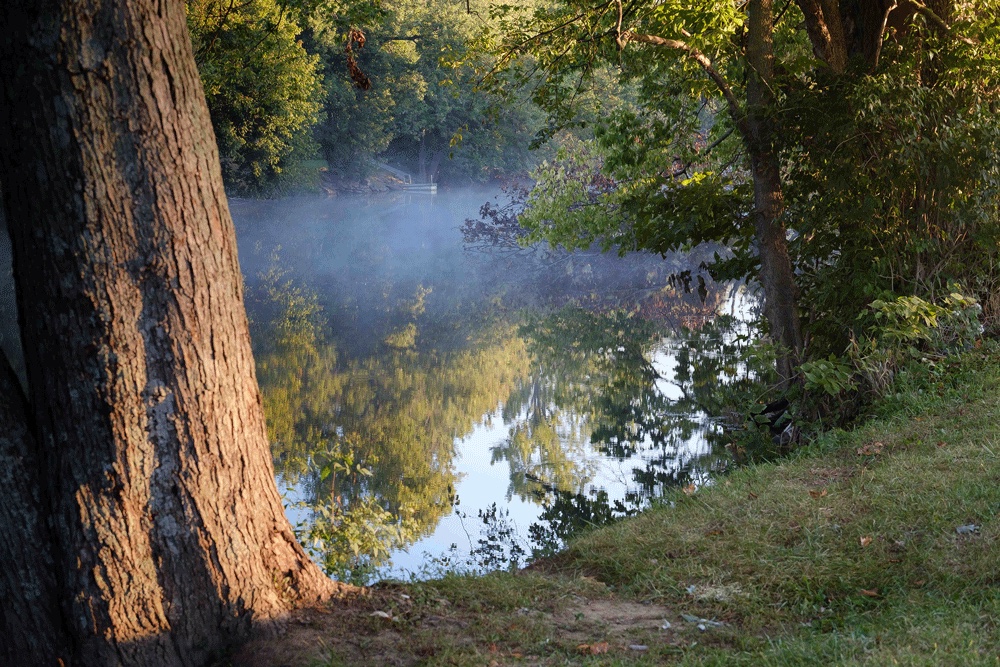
(233, 190), (751, 583)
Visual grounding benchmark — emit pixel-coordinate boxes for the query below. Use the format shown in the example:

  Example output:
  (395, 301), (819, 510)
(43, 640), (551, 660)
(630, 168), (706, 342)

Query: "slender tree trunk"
(745, 0), (804, 386)
(428, 147), (448, 184)
(0, 0), (340, 665)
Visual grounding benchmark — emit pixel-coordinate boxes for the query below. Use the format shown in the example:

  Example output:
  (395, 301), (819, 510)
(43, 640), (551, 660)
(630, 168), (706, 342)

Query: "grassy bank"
(232, 344), (1000, 666)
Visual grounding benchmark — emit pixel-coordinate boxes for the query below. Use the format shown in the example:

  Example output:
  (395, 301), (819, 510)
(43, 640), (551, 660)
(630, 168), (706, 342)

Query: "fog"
(233, 187), (719, 355)
(0, 189), (737, 581)
(0, 187), (719, 388)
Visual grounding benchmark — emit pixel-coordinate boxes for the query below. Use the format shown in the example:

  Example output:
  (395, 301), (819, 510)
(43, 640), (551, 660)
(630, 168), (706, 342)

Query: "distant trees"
(309, 0), (548, 185)
(186, 0), (551, 194)
(187, 0), (324, 194)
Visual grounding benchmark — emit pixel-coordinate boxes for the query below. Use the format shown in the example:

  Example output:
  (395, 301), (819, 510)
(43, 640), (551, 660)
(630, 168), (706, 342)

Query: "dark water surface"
(233, 190), (749, 583)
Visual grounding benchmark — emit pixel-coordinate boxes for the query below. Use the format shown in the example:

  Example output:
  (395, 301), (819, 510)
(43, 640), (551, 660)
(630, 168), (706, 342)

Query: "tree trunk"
(797, 0), (901, 71)
(745, 0), (804, 386)
(428, 147), (448, 184)
(0, 0), (340, 665)
(0, 352), (69, 666)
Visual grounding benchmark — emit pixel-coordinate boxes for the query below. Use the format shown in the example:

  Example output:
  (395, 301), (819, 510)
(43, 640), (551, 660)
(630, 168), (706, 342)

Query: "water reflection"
(236, 192), (751, 583)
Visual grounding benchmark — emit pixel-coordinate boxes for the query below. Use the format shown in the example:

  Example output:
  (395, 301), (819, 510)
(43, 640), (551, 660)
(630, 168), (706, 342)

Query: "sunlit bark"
(0, 0), (341, 664)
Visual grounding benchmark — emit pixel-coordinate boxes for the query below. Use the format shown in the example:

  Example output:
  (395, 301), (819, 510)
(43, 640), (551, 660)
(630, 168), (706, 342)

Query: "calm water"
(234, 190), (750, 583)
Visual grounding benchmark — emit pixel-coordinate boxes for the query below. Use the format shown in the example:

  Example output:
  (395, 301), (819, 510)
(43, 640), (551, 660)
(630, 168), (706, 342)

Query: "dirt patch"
(223, 588), (474, 667)
(220, 584), (688, 666)
(551, 598), (673, 643)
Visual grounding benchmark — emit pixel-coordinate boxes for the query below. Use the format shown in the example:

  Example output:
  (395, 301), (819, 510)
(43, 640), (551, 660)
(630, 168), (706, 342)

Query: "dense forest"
(185, 0), (559, 193)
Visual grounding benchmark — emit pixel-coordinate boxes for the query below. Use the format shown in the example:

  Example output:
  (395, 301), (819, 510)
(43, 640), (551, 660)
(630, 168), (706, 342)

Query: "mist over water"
(234, 188), (747, 583)
(234, 190), (503, 353)
(0, 189), (747, 585)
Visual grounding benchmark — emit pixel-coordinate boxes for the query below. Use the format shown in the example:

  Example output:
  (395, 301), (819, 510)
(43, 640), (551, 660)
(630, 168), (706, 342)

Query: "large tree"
(0, 0), (344, 664)
(491, 0), (995, 386)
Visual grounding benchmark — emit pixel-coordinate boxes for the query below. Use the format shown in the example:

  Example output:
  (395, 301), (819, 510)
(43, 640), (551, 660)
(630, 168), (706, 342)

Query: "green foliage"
(488, 0), (1000, 383)
(800, 356), (856, 397)
(307, 0), (548, 184)
(483, 1), (768, 280)
(184, 0), (551, 190)
(519, 134), (749, 268)
(796, 291), (984, 412)
(187, 0), (324, 195)
(781, 9), (1000, 353)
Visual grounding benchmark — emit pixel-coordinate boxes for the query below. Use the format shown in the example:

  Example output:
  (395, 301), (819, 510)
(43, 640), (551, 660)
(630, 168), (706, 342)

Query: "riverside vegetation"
(224, 336), (1000, 666)
(147, 1), (1000, 662)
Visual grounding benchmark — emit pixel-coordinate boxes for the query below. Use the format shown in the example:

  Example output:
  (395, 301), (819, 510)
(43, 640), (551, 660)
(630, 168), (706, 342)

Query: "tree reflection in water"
(247, 254), (758, 582)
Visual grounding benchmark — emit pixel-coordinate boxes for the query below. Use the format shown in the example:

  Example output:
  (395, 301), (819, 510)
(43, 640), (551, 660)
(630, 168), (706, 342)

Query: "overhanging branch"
(907, 0), (976, 45)
(619, 31), (747, 133)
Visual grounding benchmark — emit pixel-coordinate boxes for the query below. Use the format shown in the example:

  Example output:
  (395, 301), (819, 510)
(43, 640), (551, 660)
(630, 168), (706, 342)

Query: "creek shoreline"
(223, 341), (1000, 666)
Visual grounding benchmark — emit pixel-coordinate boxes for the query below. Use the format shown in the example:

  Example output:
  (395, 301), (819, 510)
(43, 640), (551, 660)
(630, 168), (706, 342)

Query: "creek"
(232, 189), (754, 583)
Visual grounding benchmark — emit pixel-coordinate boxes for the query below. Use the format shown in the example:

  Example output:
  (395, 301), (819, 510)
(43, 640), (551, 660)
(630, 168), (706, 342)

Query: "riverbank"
(228, 343), (1000, 666)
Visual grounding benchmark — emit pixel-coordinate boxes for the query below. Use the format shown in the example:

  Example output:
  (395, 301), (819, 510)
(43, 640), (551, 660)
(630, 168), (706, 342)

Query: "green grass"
(297, 344), (1000, 666)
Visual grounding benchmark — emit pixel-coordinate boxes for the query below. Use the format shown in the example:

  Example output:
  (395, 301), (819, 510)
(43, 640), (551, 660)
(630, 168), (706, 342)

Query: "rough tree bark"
(0, 352), (68, 666)
(0, 0), (342, 665)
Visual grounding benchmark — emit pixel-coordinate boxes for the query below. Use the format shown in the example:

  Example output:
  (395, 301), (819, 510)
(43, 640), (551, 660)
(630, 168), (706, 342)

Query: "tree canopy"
(484, 0), (1000, 381)
(186, 0), (564, 193)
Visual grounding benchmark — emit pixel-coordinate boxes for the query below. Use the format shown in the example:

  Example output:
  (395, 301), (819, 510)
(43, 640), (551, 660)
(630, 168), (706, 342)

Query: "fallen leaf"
(913, 579), (926, 587)
(683, 483), (697, 496)
(577, 642), (609, 655)
(859, 589), (880, 597)
(860, 536), (873, 548)
(937, 441), (946, 448)
(888, 558), (901, 563)
(809, 489), (828, 499)
(705, 529), (723, 537)
(748, 492), (759, 500)
(857, 441), (884, 456)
